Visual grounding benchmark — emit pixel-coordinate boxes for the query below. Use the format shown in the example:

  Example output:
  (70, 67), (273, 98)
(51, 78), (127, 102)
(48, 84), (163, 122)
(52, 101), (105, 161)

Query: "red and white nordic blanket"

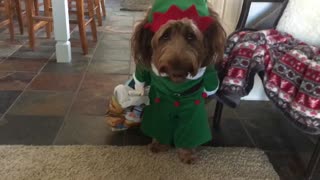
(219, 29), (320, 134)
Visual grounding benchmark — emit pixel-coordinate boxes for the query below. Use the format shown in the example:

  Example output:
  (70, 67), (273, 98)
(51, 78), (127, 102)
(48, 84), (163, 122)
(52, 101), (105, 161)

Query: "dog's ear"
(131, 10), (154, 68)
(202, 4), (226, 67)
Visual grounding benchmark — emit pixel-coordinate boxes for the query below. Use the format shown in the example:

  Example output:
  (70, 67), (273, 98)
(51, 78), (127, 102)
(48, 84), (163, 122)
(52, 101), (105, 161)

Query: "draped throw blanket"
(219, 29), (320, 134)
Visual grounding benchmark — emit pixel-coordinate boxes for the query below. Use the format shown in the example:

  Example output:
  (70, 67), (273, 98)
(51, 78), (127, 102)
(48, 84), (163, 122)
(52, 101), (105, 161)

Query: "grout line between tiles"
(52, 33), (106, 145)
(238, 118), (259, 148)
(0, 53), (54, 121)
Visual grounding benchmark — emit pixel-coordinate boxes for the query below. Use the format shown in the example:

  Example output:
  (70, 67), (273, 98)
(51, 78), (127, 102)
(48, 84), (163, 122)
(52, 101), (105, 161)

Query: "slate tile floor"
(0, 0), (319, 179)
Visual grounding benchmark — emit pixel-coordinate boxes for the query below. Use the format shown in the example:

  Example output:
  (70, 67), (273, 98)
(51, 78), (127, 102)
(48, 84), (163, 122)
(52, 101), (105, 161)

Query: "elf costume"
(134, 0), (219, 148)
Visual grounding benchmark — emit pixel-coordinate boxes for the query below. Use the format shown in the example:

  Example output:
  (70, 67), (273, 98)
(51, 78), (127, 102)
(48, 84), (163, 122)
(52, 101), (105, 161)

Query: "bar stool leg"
(14, 0), (24, 35)
(33, 0), (39, 16)
(76, 0), (88, 55)
(26, 0), (35, 49)
(94, 0), (102, 26)
(4, 0), (14, 41)
(87, 0), (97, 42)
(100, 0), (106, 17)
(43, 0), (51, 38)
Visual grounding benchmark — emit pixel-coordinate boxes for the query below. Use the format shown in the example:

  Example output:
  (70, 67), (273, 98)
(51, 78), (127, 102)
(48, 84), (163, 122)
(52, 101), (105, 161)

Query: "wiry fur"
(131, 5), (226, 69)
(131, 3), (226, 163)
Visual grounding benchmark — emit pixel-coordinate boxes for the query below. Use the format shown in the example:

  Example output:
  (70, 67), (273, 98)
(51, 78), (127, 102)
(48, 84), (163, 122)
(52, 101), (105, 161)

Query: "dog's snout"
(172, 72), (185, 78)
(170, 71), (186, 83)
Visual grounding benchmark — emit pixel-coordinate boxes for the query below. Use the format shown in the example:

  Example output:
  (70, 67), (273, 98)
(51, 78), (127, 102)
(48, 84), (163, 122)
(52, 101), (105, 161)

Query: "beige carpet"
(0, 145), (279, 180)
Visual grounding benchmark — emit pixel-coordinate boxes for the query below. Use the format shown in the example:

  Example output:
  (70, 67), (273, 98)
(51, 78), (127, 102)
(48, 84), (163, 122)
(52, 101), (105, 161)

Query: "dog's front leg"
(177, 148), (198, 164)
(148, 139), (170, 153)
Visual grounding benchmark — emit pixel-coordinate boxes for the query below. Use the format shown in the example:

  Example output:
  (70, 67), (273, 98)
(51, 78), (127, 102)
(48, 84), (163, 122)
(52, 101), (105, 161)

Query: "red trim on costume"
(195, 100), (201, 105)
(202, 92), (208, 98)
(144, 5), (214, 32)
(174, 101), (180, 107)
(155, 98), (161, 103)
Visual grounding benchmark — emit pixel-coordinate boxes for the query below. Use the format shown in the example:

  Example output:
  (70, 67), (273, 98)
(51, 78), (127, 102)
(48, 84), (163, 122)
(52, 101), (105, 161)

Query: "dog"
(130, 1), (226, 164)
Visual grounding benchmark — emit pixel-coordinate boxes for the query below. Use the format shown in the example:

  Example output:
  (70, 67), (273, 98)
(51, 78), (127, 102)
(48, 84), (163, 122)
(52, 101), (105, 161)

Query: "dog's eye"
(186, 33), (196, 41)
(160, 32), (170, 41)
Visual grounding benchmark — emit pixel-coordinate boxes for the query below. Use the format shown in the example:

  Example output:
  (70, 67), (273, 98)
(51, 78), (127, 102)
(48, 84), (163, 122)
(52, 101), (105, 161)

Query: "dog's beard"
(152, 47), (199, 83)
(151, 19), (205, 83)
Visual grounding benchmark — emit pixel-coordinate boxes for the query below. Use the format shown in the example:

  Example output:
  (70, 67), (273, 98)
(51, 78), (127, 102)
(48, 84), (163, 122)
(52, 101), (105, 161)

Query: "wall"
(209, 0), (243, 34)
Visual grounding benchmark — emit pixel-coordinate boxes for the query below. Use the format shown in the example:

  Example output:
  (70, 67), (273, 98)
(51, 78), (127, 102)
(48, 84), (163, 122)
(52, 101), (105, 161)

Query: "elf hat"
(144, 0), (214, 33)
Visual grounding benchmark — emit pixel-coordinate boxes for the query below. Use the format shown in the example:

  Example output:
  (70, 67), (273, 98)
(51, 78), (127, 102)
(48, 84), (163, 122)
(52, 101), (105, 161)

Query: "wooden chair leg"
(94, 0), (102, 26)
(305, 137), (320, 180)
(76, 0), (88, 55)
(100, 0), (106, 17)
(87, 0), (97, 42)
(33, 0), (39, 16)
(212, 101), (224, 131)
(43, 0), (51, 38)
(26, 0), (35, 49)
(4, 0), (14, 41)
(14, 0), (24, 35)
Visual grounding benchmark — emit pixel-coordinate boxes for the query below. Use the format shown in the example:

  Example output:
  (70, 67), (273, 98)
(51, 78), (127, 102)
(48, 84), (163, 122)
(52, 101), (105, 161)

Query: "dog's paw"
(179, 154), (198, 164)
(178, 149), (198, 164)
(148, 140), (170, 153)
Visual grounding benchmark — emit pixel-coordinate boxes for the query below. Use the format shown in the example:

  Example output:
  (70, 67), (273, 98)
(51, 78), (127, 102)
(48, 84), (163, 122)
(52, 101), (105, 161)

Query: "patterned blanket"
(218, 29), (320, 134)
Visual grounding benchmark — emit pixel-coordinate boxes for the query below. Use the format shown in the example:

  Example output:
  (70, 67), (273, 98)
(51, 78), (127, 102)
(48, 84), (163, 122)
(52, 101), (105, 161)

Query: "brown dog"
(131, 3), (226, 164)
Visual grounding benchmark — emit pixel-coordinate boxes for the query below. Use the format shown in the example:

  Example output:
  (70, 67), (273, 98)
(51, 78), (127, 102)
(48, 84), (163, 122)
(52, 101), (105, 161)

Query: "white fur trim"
(133, 73), (145, 86)
(151, 64), (168, 77)
(187, 67), (206, 80)
(151, 63), (206, 80)
(204, 85), (219, 96)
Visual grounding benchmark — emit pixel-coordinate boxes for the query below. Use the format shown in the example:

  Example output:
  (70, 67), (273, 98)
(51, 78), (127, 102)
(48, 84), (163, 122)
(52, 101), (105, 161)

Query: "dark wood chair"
(213, 0), (320, 179)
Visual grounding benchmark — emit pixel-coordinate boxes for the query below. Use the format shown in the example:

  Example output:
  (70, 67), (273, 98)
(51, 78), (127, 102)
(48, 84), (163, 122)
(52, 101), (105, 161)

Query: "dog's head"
(131, 4), (226, 83)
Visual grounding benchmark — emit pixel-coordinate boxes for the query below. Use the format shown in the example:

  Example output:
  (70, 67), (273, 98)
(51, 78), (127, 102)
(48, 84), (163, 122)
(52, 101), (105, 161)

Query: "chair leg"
(100, 0), (106, 17)
(305, 137), (320, 180)
(26, 0), (35, 49)
(43, 0), (51, 38)
(94, 0), (102, 26)
(212, 101), (224, 131)
(76, 0), (88, 55)
(4, 0), (14, 41)
(33, 0), (39, 16)
(14, 0), (24, 35)
(87, 0), (97, 42)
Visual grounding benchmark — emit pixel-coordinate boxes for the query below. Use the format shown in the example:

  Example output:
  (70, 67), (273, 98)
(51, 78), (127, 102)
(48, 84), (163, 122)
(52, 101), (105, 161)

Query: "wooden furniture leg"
(87, 0), (97, 41)
(26, 0), (35, 49)
(305, 137), (320, 180)
(43, 0), (51, 38)
(2, 0), (15, 41)
(94, 0), (102, 26)
(100, 0), (106, 17)
(75, 0), (88, 54)
(14, 0), (24, 34)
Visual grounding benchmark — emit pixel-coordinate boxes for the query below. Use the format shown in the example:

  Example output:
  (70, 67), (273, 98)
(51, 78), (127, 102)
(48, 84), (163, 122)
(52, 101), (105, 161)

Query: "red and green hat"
(145, 0), (214, 32)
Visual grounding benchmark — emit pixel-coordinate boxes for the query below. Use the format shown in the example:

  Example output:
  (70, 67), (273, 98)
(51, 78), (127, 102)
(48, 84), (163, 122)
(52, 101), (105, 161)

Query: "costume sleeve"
(203, 66), (219, 96)
(133, 64), (151, 87)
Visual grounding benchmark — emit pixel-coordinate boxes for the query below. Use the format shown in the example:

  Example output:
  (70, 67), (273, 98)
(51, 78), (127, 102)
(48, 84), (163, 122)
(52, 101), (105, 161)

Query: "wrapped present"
(106, 82), (149, 131)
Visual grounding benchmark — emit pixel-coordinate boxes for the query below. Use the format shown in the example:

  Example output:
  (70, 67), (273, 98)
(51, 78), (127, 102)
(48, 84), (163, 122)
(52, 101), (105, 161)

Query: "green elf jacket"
(133, 64), (219, 148)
